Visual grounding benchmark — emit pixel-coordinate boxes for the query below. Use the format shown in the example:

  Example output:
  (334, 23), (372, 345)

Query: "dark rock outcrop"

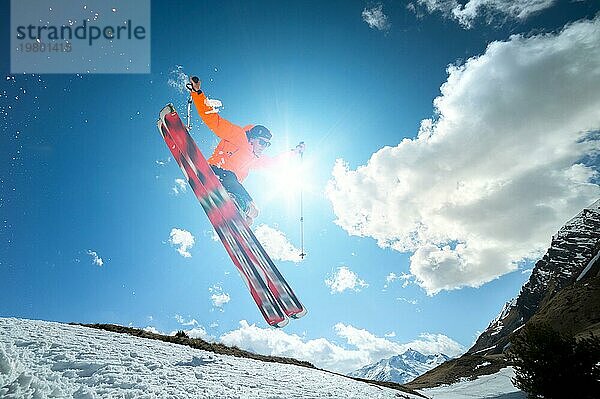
(469, 200), (600, 355)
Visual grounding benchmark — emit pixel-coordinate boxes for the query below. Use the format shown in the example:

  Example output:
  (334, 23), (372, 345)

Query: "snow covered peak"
(560, 199), (600, 233)
(486, 297), (518, 336)
(586, 199), (600, 210)
(349, 349), (450, 384)
(401, 348), (427, 361)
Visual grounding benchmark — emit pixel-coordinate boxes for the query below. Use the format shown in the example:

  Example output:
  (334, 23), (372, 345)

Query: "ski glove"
(293, 142), (305, 156)
(186, 76), (202, 94)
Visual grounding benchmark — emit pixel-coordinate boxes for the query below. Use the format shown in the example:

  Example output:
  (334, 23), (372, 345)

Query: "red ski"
(157, 104), (306, 327)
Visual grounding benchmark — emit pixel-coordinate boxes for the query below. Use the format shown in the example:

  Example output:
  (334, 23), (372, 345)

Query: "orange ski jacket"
(191, 91), (292, 182)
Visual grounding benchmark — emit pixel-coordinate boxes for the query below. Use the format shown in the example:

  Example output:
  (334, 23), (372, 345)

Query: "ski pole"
(186, 94), (193, 131)
(299, 142), (306, 260)
(185, 76), (200, 131)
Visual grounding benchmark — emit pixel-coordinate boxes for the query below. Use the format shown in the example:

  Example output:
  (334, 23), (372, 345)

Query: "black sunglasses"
(257, 138), (271, 147)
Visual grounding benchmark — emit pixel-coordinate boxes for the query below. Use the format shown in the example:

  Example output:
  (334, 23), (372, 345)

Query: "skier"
(187, 76), (304, 224)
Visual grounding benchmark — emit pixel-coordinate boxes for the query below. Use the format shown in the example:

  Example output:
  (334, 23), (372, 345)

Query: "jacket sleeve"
(252, 150), (297, 170)
(191, 91), (247, 146)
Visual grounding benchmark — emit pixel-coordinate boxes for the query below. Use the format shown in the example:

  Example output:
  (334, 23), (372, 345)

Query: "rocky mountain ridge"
(469, 200), (600, 355)
(407, 199), (600, 389)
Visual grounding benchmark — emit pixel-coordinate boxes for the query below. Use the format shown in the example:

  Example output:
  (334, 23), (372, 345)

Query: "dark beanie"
(246, 125), (272, 140)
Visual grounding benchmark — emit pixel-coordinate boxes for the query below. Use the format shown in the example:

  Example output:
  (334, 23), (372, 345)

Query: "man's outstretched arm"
(189, 77), (247, 147)
(253, 142), (305, 169)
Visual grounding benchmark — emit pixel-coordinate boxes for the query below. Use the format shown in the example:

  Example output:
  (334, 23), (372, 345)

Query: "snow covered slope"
(349, 349), (450, 383)
(421, 367), (526, 399)
(0, 318), (420, 399)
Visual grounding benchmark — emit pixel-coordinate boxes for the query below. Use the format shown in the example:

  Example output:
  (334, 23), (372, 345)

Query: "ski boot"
(229, 193), (259, 225)
(244, 201), (260, 225)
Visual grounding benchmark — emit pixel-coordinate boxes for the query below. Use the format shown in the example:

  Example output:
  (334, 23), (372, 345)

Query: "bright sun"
(261, 156), (316, 211)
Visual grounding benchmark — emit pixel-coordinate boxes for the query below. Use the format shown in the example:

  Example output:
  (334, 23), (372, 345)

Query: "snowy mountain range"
(348, 349), (450, 383)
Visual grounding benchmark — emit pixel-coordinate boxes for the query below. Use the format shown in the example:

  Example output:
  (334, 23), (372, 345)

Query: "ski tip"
(272, 317), (289, 328)
(156, 116), (170, 139)
(289, 308), (308, 319)
(159, 103), (176, 121)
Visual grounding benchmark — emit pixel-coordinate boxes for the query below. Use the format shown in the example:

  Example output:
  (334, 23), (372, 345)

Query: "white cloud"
(168, 228), (195, 258)
(219, 320), (464, 374)
(384, 272), (412, 288)
(143, 326), (161, 334)
(155, 157), (171, 166)
(408, 332), (465, 356)
(386, 272), (399, 283)
(521, 268), (533, 275)
(86, 250), (103, 266)
(362, 4), (391, 31)
(172, 314), (214, 340)
(211, 293), (230, 308)
(183, 327), (213, 340)
(206, 229), (220, 242)
(170, 327), (212, 340)
(397, 297), (419, 305)
(172, 178), (187, 195)
(414, 0), (556, 28)
(325, 266), (369, 294)
(174, 314), (198, 327)
(334, 324), (463, 361)
(326, 18), (600, 295)
(220, 320), (364, 373)
(209, 285), (231, 308)
(254, 224), (303, 263)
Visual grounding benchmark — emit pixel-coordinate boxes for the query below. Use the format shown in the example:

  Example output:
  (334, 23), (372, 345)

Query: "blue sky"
(1, 1), (599, 374)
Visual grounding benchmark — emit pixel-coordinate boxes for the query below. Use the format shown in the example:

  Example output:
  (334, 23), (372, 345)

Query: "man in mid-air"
(188, 76), (304, 224)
